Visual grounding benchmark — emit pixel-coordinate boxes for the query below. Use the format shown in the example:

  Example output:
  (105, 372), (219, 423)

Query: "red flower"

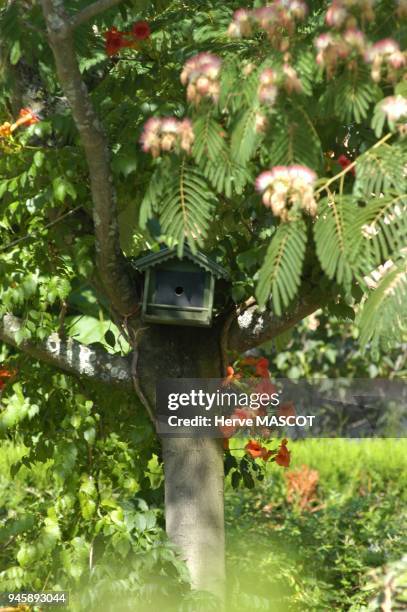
(245, 439), (272, 461)
(0, 369), (14, 378)
(11, 108), (40, 131)
(222, 365), (241, 387)
(337, 154), (355, 176)
(104, 27), (125, 56)
(132, 20), (151, 40)
(18, 108), (39, 126)
(0, 368), (16, 391)
(255, 357), (270, 378)
(275, 438), (291, 467)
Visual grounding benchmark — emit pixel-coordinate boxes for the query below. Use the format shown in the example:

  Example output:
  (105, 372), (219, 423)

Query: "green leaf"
(256, 219), (307, 314)
(139, 164), (166, 229)
(52, 177), (77, 202)
(112, 149), (138, 177)
(231, 106), (261, 165)
(10, 40), (21, 65)
(104, 329), (116, 348)
(314, 195), (363, 289)
(334, 68), (382, 124)
(354, 143), (406, 199)
(33, 151), (45, 168)
(202, 154), (250, 197)
(192, 114), (226, 164)
(269, 107), (323, 171)
(357, 194), (407, 266)
(158, 159), (216, 257)
(359, 258), (407, 347)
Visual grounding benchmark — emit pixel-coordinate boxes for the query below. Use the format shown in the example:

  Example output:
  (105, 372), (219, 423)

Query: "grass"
(225, 439), (407, 611)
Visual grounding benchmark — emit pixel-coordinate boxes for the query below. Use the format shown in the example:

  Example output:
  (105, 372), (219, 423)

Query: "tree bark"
(228, 295), (322, 353)
(0, 313), (132, 387)
(40, 0), (136, 316)
(137, 324), (225, 601)
(162, 436), (225, 600)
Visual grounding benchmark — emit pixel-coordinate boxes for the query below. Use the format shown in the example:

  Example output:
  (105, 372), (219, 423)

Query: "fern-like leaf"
(192, 114), (226, 164)
(357, 194), (407, 265)
(159, 160), (216, 256)
(139, 163), (166, 229)
(359, 259), (407, 347)
(256, 220), (307, 315)
(269, 109), (323, 171)
(203, 154), (250, 197)
(354, 142), (406, 199)
(314, 195), (363, 288)
(295, 50), (319, 96)
(230, 106), (261, 165)
(334, 68), (381, 124)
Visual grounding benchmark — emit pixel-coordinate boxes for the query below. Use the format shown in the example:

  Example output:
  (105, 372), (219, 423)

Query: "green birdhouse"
(131, 246), (228, 327)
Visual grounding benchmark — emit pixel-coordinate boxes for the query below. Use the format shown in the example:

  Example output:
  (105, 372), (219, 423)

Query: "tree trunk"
(162, 437), (225, 599)
(137, 325), (225, 601)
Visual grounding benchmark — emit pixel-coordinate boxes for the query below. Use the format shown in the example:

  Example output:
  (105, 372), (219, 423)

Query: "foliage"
(225, 438), (407, 611)
(0, 311), (405, 608)
(0, 1), (406, 609)
(0, 361), (190, 610)
(0, 0), (405, 354)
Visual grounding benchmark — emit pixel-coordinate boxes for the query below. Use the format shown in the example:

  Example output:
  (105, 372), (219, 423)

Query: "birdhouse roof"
(131, 246), (229, 279)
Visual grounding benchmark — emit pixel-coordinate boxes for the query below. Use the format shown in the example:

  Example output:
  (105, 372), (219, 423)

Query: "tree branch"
(40, 0), (136, 317)
(0, 314), (132, 387)
(70, 0), (124, 29)
(227, 296), (322, 353)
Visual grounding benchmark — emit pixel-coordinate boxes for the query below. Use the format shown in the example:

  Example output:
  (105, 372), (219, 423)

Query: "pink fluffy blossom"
(140, 116), (195, 157)
(380, 96), (407, 122)
(181, 53), (222, 104)
(255, 165), (317, 221)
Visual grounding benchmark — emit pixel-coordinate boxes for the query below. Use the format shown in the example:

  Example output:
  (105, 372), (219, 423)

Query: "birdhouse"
(131, 246), (228, 327)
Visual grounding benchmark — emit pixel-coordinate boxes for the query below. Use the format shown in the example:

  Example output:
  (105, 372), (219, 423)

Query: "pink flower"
(258, 68), (279, 105)
(161, 118), (179, 133)
(315, 33), (334, 51)
(380, 96), (407, 122)
(181, 53), (222, 104)
(343, 28), (366, 52)
(288, 165), (316, 185)
(228, 8), (253, 37)
(234, 8), (251, 22)
(287, 0), (308, 20)
(254, 112), (268, 133)
(326, 3), (347, 28)
(178, 118), (195, 153)
(365, 39), (406, 82)
(366, 38), (400, 62)
(255, 165), (317, 220)
(139, 116), (194, 157)
(255, 171), (275, 193)
(259, 68), (276, 85)
(253, 6), (278, 27)
(282, 64), (303, 93)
